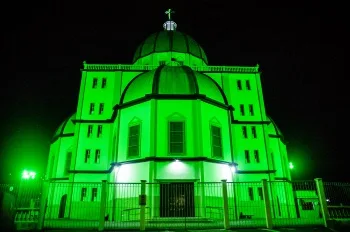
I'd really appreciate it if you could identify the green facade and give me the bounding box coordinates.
[47,23,291,183]
[45,18,294,222]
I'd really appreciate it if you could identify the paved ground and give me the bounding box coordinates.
[33,227,350,232]
[2,224,350,232]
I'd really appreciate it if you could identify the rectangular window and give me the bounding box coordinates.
[246,80,251,90]
[102,77,107,88]
[240,104,245,116]
[97,125,103,138]
[301,200,314,210]
[248,187,254,201]
[81,188,87,201]
[92,78,98,88]
[99,103,104,115]
[244,150,250,163]
[64,152,72,175]
[249,104,254,116]
[91,188,98,202]
[128,125,140,157]
[89,103,95,114]
[254,150,260,163]
[258,187,263,200]
[84,149,91,163]
[252,126,257,138]
[95,149,101,163]
[237,80,242,90]
[211,125,223,158]
[169,121,185,154]
[87,125,93,137]
[242,126,248,138]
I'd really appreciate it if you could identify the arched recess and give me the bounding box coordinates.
[64,146,73,176]
[58,194,67,218]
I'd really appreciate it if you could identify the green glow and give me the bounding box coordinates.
[22,170,36,179]
[45,14,295,221]
[289,162,294,169]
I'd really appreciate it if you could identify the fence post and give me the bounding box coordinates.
[98,180,107,231]
[221,179,230,229]
[37,180,49,230]
[262,179,273,229]
[140,180,147,231]
[315,178,329,227]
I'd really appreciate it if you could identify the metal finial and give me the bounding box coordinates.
[165,8,175,20]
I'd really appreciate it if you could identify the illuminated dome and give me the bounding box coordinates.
[133,31,208,64]
[267,115,284,139]
[52,113,76,140]
[120,65,227,104]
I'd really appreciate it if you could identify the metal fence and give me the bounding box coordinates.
[0,180,42,230]
[1,179,350,231]
[324,182,350,219]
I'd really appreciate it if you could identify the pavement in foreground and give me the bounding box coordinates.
[2,225,350,232]
[36,226,350,232]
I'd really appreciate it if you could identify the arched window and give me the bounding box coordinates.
[210,117,223,159]
[127,117,142,158]
[168,113,186,155]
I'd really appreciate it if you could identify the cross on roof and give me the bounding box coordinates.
[165,9,175,20]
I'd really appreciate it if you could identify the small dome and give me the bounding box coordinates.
[267,116,284,138]
[133,31,208,64]
[120,65,227,105]
[53,113,76,139]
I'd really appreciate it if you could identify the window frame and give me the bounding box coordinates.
[89,103,95,114]
[92,78,98,88]
[168,120,186,155]
[95,149,101,163]
[244,150,250,163]
[252,126,257,138]
[64,151,72,175]
[210,124,223,159]
[87,125,93,137]
[84,149,91,163]
[97,125,103,138]
[254,150,260,163]
[242,126,248,138]
[246,80,251,90]
[127,123,141,158]
[249,104,254,116]
[101,77,107,88]
[237,80,242,90]
[99,103,104,115]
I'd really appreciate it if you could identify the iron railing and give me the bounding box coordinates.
[1,179,350,230]
[323,182,350,219]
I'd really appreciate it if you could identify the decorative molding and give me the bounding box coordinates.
[82,63,259,73]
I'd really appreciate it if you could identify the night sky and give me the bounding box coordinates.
[0,1,343,183]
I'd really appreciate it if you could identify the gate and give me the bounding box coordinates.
[1,180,42,230]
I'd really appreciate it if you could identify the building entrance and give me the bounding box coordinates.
[160,182,195,217]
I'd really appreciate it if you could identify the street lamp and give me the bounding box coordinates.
[22,170,36,179]
[289,162,294,169]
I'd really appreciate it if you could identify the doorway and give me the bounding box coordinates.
[160,182,195,217]
[58,194,67,218]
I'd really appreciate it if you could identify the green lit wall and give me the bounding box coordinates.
[46,28,291,186]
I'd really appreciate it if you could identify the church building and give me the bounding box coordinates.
[45,10,295,225]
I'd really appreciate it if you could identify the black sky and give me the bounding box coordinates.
[0,1,344,183]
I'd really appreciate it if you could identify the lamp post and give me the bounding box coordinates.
[18,170,38,208]
[289,162,294,169]
[22,170,37,180]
